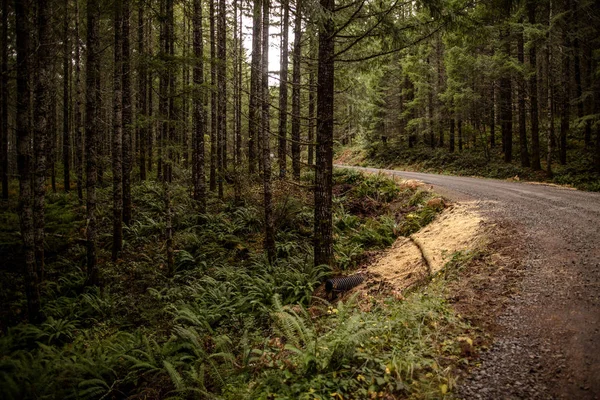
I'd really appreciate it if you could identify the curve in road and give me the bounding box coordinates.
[340,166,600,399]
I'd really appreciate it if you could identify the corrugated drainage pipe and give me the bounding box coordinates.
[325,274,365,299]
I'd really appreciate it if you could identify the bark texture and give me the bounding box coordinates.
[291,0,302,179]
[16,0,40,321]
[85,0,100,286]
[314,0,335,267]
[277,0,290,178]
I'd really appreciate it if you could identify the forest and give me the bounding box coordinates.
[0,0,598,398]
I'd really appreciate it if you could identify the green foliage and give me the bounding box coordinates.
[1,166,447,399]
[241,287,470,400]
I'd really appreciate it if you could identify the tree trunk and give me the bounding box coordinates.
[595,83,600,172]
[518,19,530,167]
[278,0,290,179]
[261,0,275,263]
[112,0,123,261]
[233,0,242,204]
[122,0,133,225]
[49,94,57,193]
[147,28,154,175]
[209,0,217,190]
[528,0,541,170]
[573,38,585,146]
[559,15,570,165]
[1,0,8,199]
[457,119,463,151]
[62,0,70,192]
[165,182,174,276]
[16,0,40,321]
[546,0,554,177]
[74,0,83,202]
[449,117,455,152]
[217,0,226,198]
[490,84,496,148]
[85,0,99,286]
[33,0,53,280]
[291,0,302,179]
[166,0,176,183]
[193,0,206,211]
[308,37,315,167]
[314,0,335,267]
[500,25,513,163]
[157,0,167,181]
[248,0,262,175]
[138,2,147,181]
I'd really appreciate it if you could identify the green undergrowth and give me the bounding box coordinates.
[0,168,465,400]
[338,142,600,191]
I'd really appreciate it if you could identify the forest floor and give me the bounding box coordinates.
[340,165,600,399]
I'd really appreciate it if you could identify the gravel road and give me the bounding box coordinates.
[340,166,600,399]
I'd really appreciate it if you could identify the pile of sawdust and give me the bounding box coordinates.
[412,202,484,274]
[361,201,485,294]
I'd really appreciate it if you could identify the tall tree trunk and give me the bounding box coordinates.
[193,0,206,211]
[308,36,315,167]
[558,12,570,165]
[573,38,585,146]
[85,0,99,286]
[518,20,530,167]
[49,94,57,193]
[291,0,302,179]
[457,119,463,151]
[62,0,70,192]
[74,0,83,202]
[584,45,592,148]
[428,84,434,149]
[157,0,167,181]
[278,0,290,178]
[16,0,40,321]
[500,24,513,163]
[147,28,154,175]
[138,2,147,181]
[122,0,133,224]
[1,0,8,199]
[435,34,444,147]
[262,0,275,263]
[233,0,242,203]
[165,182,174,276]
[248,0,262,175]
[33,0,53,280]
[449,117,455,152]
[181,13,189,169]
[209,0,217,190]
[166,0,176,183]
[490,84,496,148]
[595,81,600,172]
[528,0,541,170]
[112,0,123,261]
[546,0,554,177]
[217,0,226,198]
[314,0,335,267]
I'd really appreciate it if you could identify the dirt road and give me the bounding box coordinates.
[341,166,600,399]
